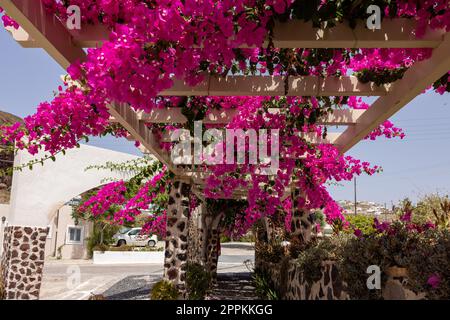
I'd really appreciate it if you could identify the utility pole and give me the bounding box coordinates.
[354,177,357,215]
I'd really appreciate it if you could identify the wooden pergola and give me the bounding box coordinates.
[2,0,450,191]
[3,0,450,301]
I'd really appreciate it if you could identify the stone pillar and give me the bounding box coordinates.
[164,180,191,294]
[290,189,317,244]
[187,201,204,265]
[186,201,223,283]
[201,207,223,283]
[1,225,48,300]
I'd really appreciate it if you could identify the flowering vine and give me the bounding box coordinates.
[1,1,449,236]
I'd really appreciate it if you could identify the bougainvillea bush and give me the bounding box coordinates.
[0,1,449,236]
[258,210,450,299]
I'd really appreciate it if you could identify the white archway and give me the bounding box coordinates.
[8,144,140,228]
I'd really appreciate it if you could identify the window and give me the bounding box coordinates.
[128,229,141,236]
[46,224,53,239]
[66,226,84,245]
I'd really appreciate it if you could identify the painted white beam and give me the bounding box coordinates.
[108,103,178,174]
[272,19,445,49]
[121,107,365,126]
[159,76,389,97]
[12,17,443,49]
[160,129,341,146]
[0,0,86,69]
[337,32,450,153]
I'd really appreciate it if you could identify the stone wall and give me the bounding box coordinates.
[187,202,223,282]
[1,226,48,300]
[259,259,350,300]
[258,259,427,300]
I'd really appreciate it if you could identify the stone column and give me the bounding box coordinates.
[1,225,48,300]
[164,179,191,294]
[290,189,317,244]
[187,201,204,265]
[199,204,224,283]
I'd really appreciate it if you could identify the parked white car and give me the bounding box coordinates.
[112,227,158,247]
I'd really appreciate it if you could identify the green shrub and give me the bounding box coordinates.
[295,226,450,299]
[107,245,133,252]
[86,222,121,257]
[92,244,109,252]
[344,214,375,235]
[93,245,164,252]
[150,280,179,300]
[296,237,341,283]
[253,270,279,300]
[255,240,285,264]
[186,263,211,300]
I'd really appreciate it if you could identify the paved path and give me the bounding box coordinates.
[207,273,257,300]
[40,242,255,300]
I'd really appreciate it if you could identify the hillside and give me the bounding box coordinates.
[0,110,23,203]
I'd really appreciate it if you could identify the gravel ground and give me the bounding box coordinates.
[207,272,257,300]
[101,272,257,300]
[102,274,162,300]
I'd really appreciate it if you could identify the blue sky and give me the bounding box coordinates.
[1,27,449,205]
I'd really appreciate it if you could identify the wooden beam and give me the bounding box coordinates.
[160,76,389,97]
[0,0,86,69]
[137,108,188,124]
[317,109,365,125]
[301,132,342,145]
[160,129,342,145]
[133,107,365,126]
[70,24,110,48]
[337,32,450,153]
[14,17,441,49]
[107,103,179,174]
[272,19,445,49]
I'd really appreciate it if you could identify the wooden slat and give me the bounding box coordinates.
[70,24,110,47]
[317,109,365,125]
[160,129,342,145]
[301,132,342,145]
[12,17,443,49]
[272,19,444,49]
[108,103,179,174]
[119,108,365,126]
[137,108,188,124]
[337,32,450,153]
[0,0,86,69]
[160,76,389,97]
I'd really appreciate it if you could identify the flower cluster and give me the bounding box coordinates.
[1,1,449,236]
[0,6,19,29]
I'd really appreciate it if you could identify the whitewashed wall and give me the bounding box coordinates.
[8,144,140,228]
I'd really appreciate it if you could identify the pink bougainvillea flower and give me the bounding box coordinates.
[354,229,363,238]
[427,274,441,289]
[400,210,412,222]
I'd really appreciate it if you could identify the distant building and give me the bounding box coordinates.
[45,202,93,260]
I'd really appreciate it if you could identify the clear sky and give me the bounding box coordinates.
[1,27,449,205]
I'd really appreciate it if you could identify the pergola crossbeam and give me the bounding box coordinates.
[9,17,444,49]
[0,0,86,69]
[108,103,178,174]
[272,19,445,49]
[130,108,365,126]
[337,32,450,153]
[159,76,390,97]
